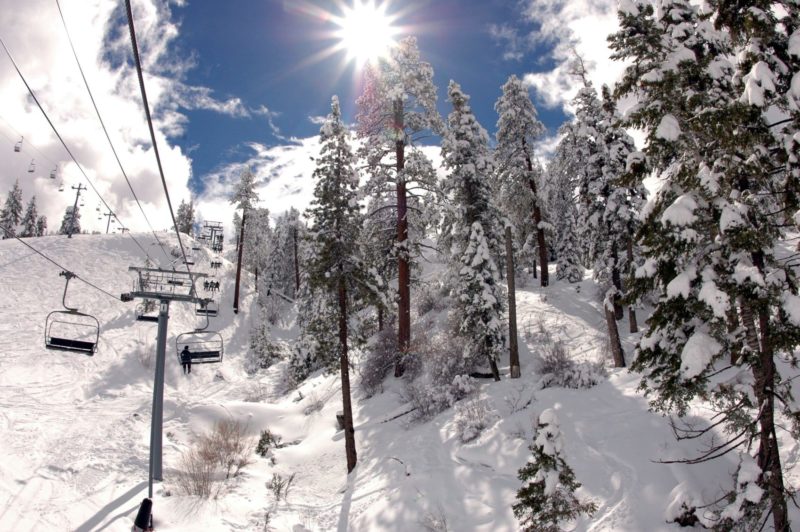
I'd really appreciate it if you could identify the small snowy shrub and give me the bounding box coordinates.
[513,410,596,531]
[268,472,295,501]
[537,341,606,390]
[302,392,324,415]
[454,398,497,443]
[256,429,283,459]
[175,447,219,498]
[359,326,397,398]
[199,418,255,480]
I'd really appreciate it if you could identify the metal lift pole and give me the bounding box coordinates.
[68,184,86,239]
[149,299,169,496]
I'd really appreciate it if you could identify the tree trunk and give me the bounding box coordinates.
[611,242,624,321]
[233,209,246,314]
[605,305,625,367]
[254,266,258,289]
[523,140,548,288]
[750,251,788,531]
[626,238,638,333]
[394,98,410,377]
[338,278,357,473]
[505,226,520,378]
[739,297,761,355]
[377,305,384,332]
[727,306,741,365]
[532,257,537,279]
[293,226,300,297]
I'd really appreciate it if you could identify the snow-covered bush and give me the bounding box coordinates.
[359,325,397,398]
[255,429,283,464]
[417,280,449,316]
[175,447,219,498]
[513,410,596,531]
[713,453,768,531]
[268,472,295,502]
[454,397,497,443]
[245,319,288,375]
[400,328,479,421]
[537,340,606,390]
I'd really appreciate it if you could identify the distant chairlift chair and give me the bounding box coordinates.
[135,302,159,322]
[44,271,100,355]
[195,298,218,317]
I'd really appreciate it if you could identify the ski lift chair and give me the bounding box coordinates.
[135,302,159,322]
[58,182,64,192]
[44,271,99,355]
[50,167,57,179]
[14,137,22,152]
[176,309,223,364]
[27,160,35,173]
[195,299,218,317]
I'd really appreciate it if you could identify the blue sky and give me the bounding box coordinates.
[170,0,570,193]
[0,0,622,234]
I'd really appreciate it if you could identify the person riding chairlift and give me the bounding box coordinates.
[180,345,191,374]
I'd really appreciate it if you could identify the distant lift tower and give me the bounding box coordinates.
[122,267,211,498]
[201,221,224,252]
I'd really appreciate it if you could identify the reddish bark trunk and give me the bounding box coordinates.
[505,226,520,378]
[338,278,357,473]
[233,209,246,314]
[395,98,410,377]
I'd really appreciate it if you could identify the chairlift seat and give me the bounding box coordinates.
[189,350,222,363]
[45,309,99,355]
[46,337,96,354]
[176,330,223,365]
[137,315,159,323]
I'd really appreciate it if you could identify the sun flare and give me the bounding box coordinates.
[334,1,399,66]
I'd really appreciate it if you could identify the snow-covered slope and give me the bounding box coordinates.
[1,233,798,531]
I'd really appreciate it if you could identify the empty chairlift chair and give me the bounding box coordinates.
[45,271,100,355]
[135,302,159,322]
[14,136,22,152]
[195,299,218,317]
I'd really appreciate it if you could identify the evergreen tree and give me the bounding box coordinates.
[306,96,382,473]
[0,179,24,238]
[611,1,799,527]
[35,215,47,237]
[175,198,195,235]
[264,208,304,300]
[547,129,584,283]
[19,196,38,238]
[513,409,596,531]
[356,36,443,376]
[494,74,550,286]
[440,80,505,380]
[231,166,260,313]
[58,205,81,236]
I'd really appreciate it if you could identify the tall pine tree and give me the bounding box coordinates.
[0,179,24,238]
[19,196,39,238]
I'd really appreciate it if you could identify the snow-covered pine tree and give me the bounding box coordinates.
[356,36,443,376]
[230,165,260,313]
[35,215,47,237]
[547,131,584,283]
[264,208,304,300]
[58,205,81,236]
[440,80,505,381]
[19,196,38,238]
[611,1,799,527]
[494,74,550,286]
[175,198,195,236]
[306,95,382,473]
[0,179,24,238]
[242,206,271,286]
[513,409,596,531]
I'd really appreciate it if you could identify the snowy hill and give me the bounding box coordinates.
[1,233,798,531]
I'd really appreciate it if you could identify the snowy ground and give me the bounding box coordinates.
[0,233,798,531]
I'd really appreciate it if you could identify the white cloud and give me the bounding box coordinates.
[520,0,627,114]
[0,0,194,237]
[489,24,534,62]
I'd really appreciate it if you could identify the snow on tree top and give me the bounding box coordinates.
[655,114,681,141]
[660,193,696,226]
[680,329,721,379]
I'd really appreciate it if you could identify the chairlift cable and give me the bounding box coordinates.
[0,222,123,302]
[55,0,172,263]
[0,114,59,167]
[124,0,197,295]
[0,38,156,264]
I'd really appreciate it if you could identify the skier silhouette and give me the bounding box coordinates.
[180,345,192,374]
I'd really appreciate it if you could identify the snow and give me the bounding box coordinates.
[740,61,776,107]
[661,193,697,226]
[698,278,730,318]
[655,114,681,141]
[666,267,696,299]
[782,292,800,327]
[1,234,797,530]
[789,29,800,58]
[680,329,722,379]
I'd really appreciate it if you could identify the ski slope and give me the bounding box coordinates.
[0,233,798,530]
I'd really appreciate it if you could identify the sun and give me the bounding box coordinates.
[333,1,399,66]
